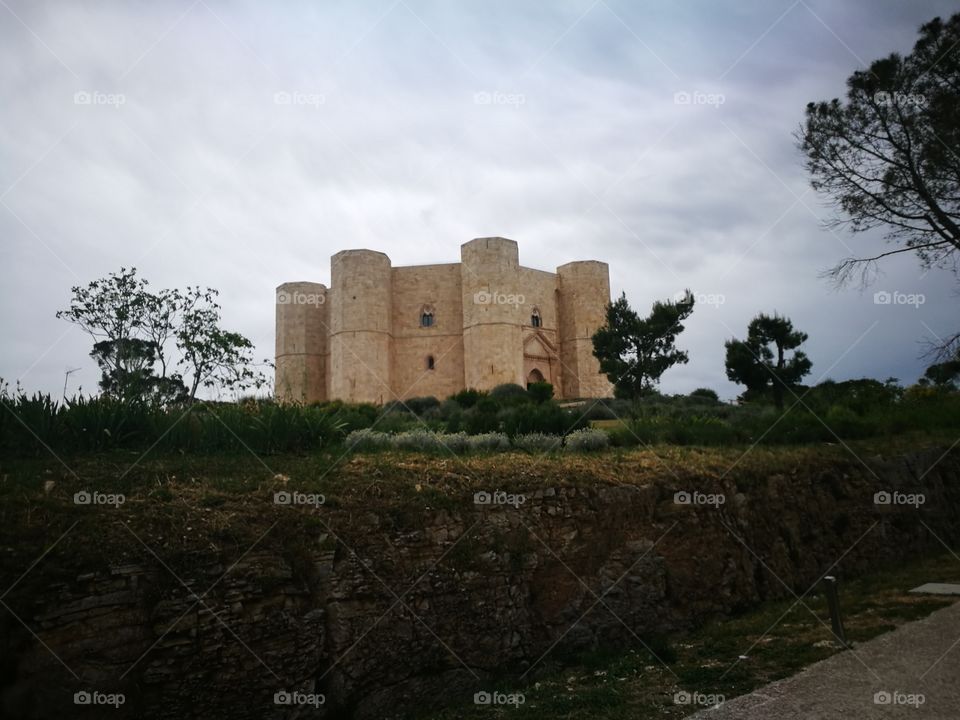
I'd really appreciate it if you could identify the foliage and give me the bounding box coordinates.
[564,428,610,452]
[57,268,268,403]
[689,387,720,402]
[489,383,529,402]
[592,291,695,398]
[527,381,554,403]
[512,432,563,453]
[725,313,812,409]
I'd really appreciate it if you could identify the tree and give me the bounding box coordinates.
[725,313,812,409]
[919,356,960,389]
[58,270,265,403]
[592,291,695,399]
[798,13,960,357]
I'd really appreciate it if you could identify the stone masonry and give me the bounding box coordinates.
[275,237,613,404]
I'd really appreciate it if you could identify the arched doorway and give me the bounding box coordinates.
[526,368,545,388]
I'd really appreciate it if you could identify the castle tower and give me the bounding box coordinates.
[275,282,328,403]
[460,237,524,390]
[328,250,393,404]
[557,261,613,399]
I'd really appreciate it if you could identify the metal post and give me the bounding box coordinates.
[823,575,849,648]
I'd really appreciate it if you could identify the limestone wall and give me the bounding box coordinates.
[390,264,465,400]
[557,261,614,399]
[274,239,614,403]
[4,448,958,719]
[274,282,328,403]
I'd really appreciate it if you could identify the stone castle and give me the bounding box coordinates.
[275,237,613,404]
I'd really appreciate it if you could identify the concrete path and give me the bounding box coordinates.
[689,600,960,719]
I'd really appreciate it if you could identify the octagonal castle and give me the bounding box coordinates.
[275,237,613,404]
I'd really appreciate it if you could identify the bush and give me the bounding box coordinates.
[564,428,610,452]
[527,382,554,403]
[390,396,440,416]
[467,432,511,452]
[392,429,448,452]
[512,432,563,453]
[689,388,720,402]
[345,428,391,451]
[490,383,529,402]
[450,388,485,408]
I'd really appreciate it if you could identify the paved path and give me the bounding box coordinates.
[690,601,960,719]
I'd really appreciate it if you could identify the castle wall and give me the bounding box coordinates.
[275,282,328,403]
[390,264,465,400]
[328,250,393,404]
[557,261,614,399]
[275,239,613,404]
[460,238,524,391]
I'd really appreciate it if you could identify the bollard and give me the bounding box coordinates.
[823,575,849,648]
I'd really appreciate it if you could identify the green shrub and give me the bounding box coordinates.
[512,432,563,453]
[450,388,485,408]
[489,383,529,402]
[466,432,511,452]
[564,428,610,452]
[345,428,392,451]
[527,382,554,403]
[689,388,720,402]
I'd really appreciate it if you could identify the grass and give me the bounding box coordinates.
[419,552,960,719]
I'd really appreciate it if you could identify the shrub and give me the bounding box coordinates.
[392,429,447,452]
[513,432,563,453]
[564,428,610,452]
[450,388,485,408]
[466,432,511,452]
[345,428,391,451]
[490,383,529,402]
[527,382,554,403]
[440,431,471,454]
[689,388,720,402]
[392,396,440,416]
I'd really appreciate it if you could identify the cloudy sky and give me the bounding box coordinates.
[2,0,958,401]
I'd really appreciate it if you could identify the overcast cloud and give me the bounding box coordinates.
[2,0,958,401]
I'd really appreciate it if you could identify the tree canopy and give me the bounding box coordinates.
[725,313,812,409]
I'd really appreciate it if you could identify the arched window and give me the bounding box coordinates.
[420,304,435,328]
[426,355,435,370]
[530,307,542,328]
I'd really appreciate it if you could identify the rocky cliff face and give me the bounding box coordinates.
[2,448,957,719]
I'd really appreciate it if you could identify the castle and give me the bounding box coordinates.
[275,237,613,404]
